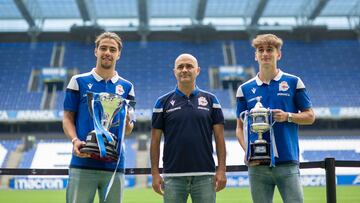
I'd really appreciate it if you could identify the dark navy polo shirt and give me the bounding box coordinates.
[152,86,224,176]
[236,70,312,164]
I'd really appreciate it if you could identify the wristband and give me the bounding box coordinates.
[71,137,79,144]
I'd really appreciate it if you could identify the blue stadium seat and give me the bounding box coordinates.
[1,40,360,110]
[0,42,53,110]
[302,150,360,161]
[234,40,360,107]
[0,140,22,167]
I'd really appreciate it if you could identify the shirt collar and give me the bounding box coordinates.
[175,85,200,97]
[255,69,283,86]
[91,68,120,83]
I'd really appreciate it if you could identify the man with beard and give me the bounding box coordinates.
[150,53,227,203]
[63,32,135,203]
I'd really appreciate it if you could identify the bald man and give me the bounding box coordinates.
[150,53,227,203]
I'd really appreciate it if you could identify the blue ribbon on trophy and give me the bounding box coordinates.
[80,91,135,202]
[240,97,278,167]
[92,96,114,158]
[268,112,278,167]
[104,101,128,202]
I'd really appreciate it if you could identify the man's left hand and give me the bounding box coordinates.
[214,169,227,192]
[272,109,288,122]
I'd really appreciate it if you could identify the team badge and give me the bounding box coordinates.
[115,85,125,95]
[279,81,289,91]
[198,96,208,106]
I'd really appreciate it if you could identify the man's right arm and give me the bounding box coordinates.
[63,111,86,157]
[150,128,164,195]
[235,118,246,151]
[236,117,249,165]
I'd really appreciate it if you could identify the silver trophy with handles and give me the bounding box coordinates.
[80,92,125,162]
[248,97,271,166]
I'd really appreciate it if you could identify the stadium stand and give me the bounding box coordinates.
[0,42,53,110]
[1,40,359,111]
[16,138,137,169]
[0,1,359,201]
[0,140,21,167]
[63,41,225,109]
[5,136,359,175]
[303,150,360,161]
[18,147,37,168]
[234,40,360,107]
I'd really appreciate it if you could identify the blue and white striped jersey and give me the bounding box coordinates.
[64,68,135,171]
[236,70,312,164]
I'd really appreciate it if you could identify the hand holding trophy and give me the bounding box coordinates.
[240,97,273,166]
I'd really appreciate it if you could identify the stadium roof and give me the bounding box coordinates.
[0,0,359,35]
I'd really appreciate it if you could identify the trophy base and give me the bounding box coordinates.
[79,148,118,162]
[249,141,271,166]
[79,131,119,162]
[249,157,271,166]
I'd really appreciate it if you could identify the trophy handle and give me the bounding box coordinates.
[109,105,123,128]
[239,110,248,122]
[109,99,136,128]
[269,109,276,126]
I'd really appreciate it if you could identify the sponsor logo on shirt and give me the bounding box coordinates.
[277,93,290,97]
[166,107,181,113]
[198,106,210,111]
[87,83,93,89]
[198,96,208,106]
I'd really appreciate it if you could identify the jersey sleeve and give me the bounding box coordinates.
[151,98,164,129]
[294,77,312,111]
[64,76,80,112]
[211,95,225,125]
[127,83,135,102]
[236,85,247,118]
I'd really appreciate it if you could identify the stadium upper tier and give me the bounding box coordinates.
[0,40,359,111]
[0,42,53,110]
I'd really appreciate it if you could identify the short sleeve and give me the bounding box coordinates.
[151,98,164,129]
[211,95,224,125]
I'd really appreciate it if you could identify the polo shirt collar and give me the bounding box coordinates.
[91,68,121,83]
[255,69,284,86]
[175,85,200,97]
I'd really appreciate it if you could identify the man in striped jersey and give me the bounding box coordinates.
[63,32,135,203]
[236,34,315,203]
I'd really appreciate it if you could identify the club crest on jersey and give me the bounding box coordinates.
[116,85,125,95]
[279,81,289,91]
[198,96,208,106]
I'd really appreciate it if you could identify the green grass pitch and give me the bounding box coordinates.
[0,186,359,203]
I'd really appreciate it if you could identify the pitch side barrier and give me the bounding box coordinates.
[1,158,360,203]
